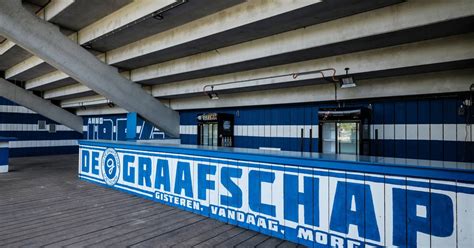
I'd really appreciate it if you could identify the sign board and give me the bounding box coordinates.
[79,142,474,247]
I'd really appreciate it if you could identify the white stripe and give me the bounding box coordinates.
[430,124,443,141]
[418,124,430,140]
[394,124,406,140]
[9,139,78,148]
[0,124,73,131]
[384,124,395,140]
[0,143,9,148]
[114,185,153,197]
[406,124,418,140]
[0,105,35,114]
[443,124,456,141]
[181,124,465,141]
[0,165,8,173]
[179,125,321,138]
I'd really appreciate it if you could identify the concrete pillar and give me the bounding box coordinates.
[0,78,84,133]
[0,0,180,137]
[0,137,15,173]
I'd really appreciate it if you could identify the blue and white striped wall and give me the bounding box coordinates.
[181,105,320,152]
[0,97,82,157]
[180,94,473,162]
[82,114,168,141]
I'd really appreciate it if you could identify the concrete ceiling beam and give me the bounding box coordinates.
[161,69,474,111]
[0,0,180,137]
[20,0,395,87]
[0,78,83,132]
[43,83,93,100]
[148,33,474,98]
[3,0,179,80]
[129,0,474,84]
[55,33,474,105]
[72,68,474,114]
[0,0,74,56]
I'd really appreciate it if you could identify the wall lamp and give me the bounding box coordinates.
[203,68,338,100]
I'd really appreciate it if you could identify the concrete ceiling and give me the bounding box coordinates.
[85,0,245,52]
[49,0,133,32]
[136,16,474,85]
[112,0,404,70]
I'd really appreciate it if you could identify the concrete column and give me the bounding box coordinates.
[0,0,180,137]
[0,137,14,173]
[0,78,84,133]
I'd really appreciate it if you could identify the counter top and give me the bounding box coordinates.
[79,139,474,182]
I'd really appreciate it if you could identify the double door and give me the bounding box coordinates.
[198,122,219,146]
[321,121,360,155]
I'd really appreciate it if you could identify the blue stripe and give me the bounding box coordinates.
[0,131,82,140]
[0,113,58,124]
[10,146,78,157]
[0,98,18,106]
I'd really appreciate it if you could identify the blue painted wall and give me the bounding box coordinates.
[180,94,473,162]
[0,97,82,157]
[82,114,169,141]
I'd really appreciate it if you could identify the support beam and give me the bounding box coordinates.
[0,0,75,56]
[0,0,180,137]
[0,78,83,133]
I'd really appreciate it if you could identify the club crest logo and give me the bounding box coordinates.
[101,148,120,186]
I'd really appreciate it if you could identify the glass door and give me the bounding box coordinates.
[199,123,218,146]
[322,122,336,153]
[337,122,359,155]
[320,121,359,155]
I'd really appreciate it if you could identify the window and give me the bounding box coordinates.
[48,123,56,133]
[38,120,47,130]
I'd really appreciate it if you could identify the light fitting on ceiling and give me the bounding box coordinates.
[340,67,357,88]
[204,86,219,100]
[152,13,164,20]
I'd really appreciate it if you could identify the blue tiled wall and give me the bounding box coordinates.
[0,97,82,157]
[180,94,473,162]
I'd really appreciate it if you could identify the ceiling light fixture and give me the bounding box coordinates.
[204,86,219,100]
[152,13,164,20]
[340,67,357,88]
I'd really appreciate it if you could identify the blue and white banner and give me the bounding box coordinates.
[79,143,474,247]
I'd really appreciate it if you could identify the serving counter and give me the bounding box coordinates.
[78,140,474,247]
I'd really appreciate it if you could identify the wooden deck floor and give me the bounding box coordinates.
[0,154,300,248]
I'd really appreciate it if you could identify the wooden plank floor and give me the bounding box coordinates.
[0,154,301,248]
